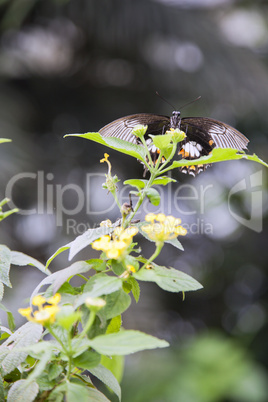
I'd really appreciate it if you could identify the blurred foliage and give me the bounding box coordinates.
[0,0,267,401]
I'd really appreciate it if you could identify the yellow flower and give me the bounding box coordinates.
[18,293,61,326]
[126,264,136,273]
[100,219,112,228]
[92,226,138,260]
[142,213,187,244]
[32,295,46,307]
[100,153,111,174]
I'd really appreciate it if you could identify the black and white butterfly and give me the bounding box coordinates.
[99,111,249,176]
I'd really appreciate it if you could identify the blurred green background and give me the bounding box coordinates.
[0,0,267,401]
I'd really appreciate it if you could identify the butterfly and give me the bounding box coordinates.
[99,111,249,176]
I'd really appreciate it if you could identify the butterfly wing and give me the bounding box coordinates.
[177,117,249,175]
[99,114,170,144]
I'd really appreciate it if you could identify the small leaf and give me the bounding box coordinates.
[88,330,169,355]
[56,305,81,331]
[127,277,140,303]
[106,315,122,334]
[0,138,12,144]
[87,259,107,271]
[144,188,160,206]
[134,264,203,293]
[151,176,176,186]
[0,245,11,287]
[124,179,147,190]
[99,290,131,320]
[90,364,121,401]
[7,380,39,402]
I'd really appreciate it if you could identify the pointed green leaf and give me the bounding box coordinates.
[101,355,124,383]
[127,277,140,302]
[106,315,122,334]
[124,179,147,190]
[90,364,121,401]
[168,148,268,170]
[151,176,177,185]
[145,188,160,206]
[46,243,72,269]
[10,251,50,275]
[88,330,169,355]
[99,290,131,320]
[30,261,92,302]
[0,138,11,144]
[134,264,203,293]
[69,226,113,261]
[65,132,147,163]
[73,350,101,370]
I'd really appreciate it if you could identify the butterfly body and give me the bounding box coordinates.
[99,111,249,176]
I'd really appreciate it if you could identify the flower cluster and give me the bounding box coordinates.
[142,213,187,244]
[18,293,61,326]
[92,226,138,260]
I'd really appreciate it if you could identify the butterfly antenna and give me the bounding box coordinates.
[179,96,201,111]
[155,91,176,110]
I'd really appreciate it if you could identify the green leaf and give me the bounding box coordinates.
[151,176,177,186]
[134,264,203,293]
[111,260,125,276]
[74,274,122,308]
[144,188,160,206]
[106,315,122,334]
[69,226,113,261]
[10,251,50,275]
[168,148,268,170]
[56,305,81,331]
[7,311,15,332]
[124,179,147,190]
[100,290,131,320]
[87,259,107,271]
[73,350,101,370]
[7,380,39,402]
[65,132,147,163]
[1,322,43,375]
[150,134,173,158]
[90,364,121,401]
[88,330,169,355]
[30,261,92,301]
[166,237,184,251]
[0,138,12,144]
[46,243,72,269]
[127,277,140,303]
[0,245,11,287]
[101,355,124,383]
[47,364,63,381]
[65,381,110,402]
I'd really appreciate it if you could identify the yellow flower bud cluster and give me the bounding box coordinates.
[142,213,187,244]
[18,294,61,326]
[92,226,138,260]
